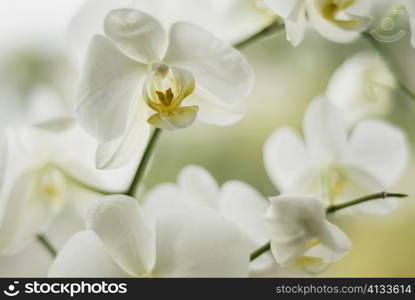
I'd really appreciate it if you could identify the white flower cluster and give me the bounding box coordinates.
[0,0,412,277]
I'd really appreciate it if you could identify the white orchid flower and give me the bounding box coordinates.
[68,0,276,66]
[49,195,251,277]
[264,96,408,215]
[326,51,396,126]
[264,0,372,46]
[266,195,351,271]
[76,8,254,169]
[141,165,278,276]
[0,126,141,256]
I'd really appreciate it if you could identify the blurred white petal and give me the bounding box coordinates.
[307,0,361,43]
[326,51,396,126]
[345,120,408,186]
[0,169,64,255]
[265,0,306,46]
[177,165,219,209]
[219,180,269,247]
[49,230,130,277]
[152,209,250,277]
[264,127,310,192]
[303,96,347,165]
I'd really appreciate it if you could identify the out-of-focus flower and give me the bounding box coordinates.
[266,195,351,271]
[263,0,307,46]
[68,0,276,66]
[402,0,415,46]
[0,46,76,131]
[264,97,408,215]
[77,8,253,169]
[326,51,396,126]
[49,195,251,277]
[141,165,278,275]
[143,166,268,249]
[0,126,142,256]
[264,0,372,46]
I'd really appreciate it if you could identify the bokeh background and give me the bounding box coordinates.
[1,0,414,277]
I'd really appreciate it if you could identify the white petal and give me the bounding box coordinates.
[326,51,395,126]
[177,165,219,209]
[68,0,274,66]
[0,170,64,255]
[285,18,306,47]
[219,181,269,247]
[186,86,247,126]
[152,209,250,277]
[265,0,306,46]
[49,230,130,277]
[264,0,305,19]
[96,103,150,169]
[142,183,190,223]
[264,127,311,192]
[345,120,408,186]
[164,22,254,105]
[266,195,326,266]
[76,35,146,142]
[307,0,361,43]
[104,8,167,63]
[86,195,155,276]
[312,221,352,262]
[303,96,347,165]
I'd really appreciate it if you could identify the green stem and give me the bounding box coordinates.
[362,32,415,102]
[249,192,408,261]
[126,128,162,197]
[234,21,284,50]
[250,241,271,261]
[326,192,407,213]
[36,234,57,258]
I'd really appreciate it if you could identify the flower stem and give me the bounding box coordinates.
[36,234,57,258]
[126,128,162,197]
[362,32,415,103]
[325,192,407,213]
[234,21,285,50]
[249,191,408,261]
[250,241,271,261]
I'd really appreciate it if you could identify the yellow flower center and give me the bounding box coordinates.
[322,0,359,29]
[37,166,66,206]
[321,166,346,206]
[144,64,198,131]
[292,238,324,269]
